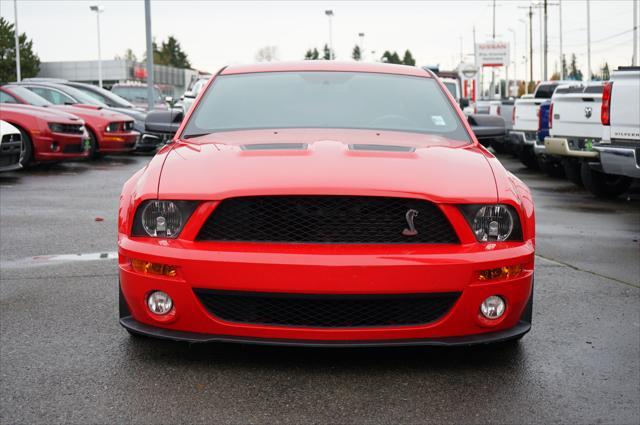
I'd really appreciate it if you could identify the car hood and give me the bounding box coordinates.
[0,104,82,122]
[50,105,130,121]
[158,129,497,203]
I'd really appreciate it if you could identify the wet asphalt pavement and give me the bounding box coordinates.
[0,153,638,424]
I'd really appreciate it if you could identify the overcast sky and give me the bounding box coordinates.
[1,0,637,81]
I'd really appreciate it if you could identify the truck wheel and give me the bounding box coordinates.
[518,146,539,169]
[491,143,509,154]
[562,159,583,186]
[580,162,632,198]
[537,155,565,178]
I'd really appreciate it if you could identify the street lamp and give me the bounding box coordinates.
[325,10,334,60]
[358,32,365,61]
[508,28,517,97]
[89,5,104,88]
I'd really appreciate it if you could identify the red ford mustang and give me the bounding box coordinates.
[118,62,535,346]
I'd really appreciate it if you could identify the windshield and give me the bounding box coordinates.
[182,71,470,142]
[5,85,52,107]
[443,82,458,99]
[72,84,134,108]
[112,86,163,104]
[51,84,107,106]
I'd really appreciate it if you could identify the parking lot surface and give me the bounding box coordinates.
[1,153,639,424]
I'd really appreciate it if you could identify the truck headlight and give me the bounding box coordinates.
[132,200,198,238]
[460,204,522,242]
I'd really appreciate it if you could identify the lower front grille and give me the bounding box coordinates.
[194,289,461,328]
[62,144,84,153]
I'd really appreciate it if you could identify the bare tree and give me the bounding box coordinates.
[255,46,279,62]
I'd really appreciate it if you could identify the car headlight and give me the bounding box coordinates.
[132,200,199,238]
[460,204,522,242]
[48,123,66,133]
[105,122,120,132]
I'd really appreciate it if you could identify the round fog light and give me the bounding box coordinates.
[147,291,173,315]
[480,295,506,319]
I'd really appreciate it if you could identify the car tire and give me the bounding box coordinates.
[537,155,565,178]
[518,146,539,169]
[562,159,583,186]
[491,142,509,154]
[17,127,34,168]
[87,128,100,160]
[580,162,632,198]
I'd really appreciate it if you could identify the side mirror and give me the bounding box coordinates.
[459,98,470,109]
[467,114,506,147]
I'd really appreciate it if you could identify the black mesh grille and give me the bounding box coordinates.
[62,144,84,153]
[196,196,459,244]
[194,289,461,328]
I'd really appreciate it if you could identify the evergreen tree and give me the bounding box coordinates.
[568,53,583,81]
[352,45,362,61]
[322,44,334,60]
[0,17,40,82]
[601,62,610,81]
[561,54,568,79]
[402,49,415,66]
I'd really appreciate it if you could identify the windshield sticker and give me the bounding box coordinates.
[431,115,446,126]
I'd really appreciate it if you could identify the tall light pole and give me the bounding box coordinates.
[89,5,104,88]
[559,0,564,79]
[633,0,638,66]
[508,28,517,97]
[145,0,154,111]
[358,32,365,61]
[543,0,548,81]
[325,10,334,60]
[586,0,592,80]
[13,0,21,81]
[518,18,529,92]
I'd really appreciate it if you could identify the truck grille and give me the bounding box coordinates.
[196,196,459,244]
[193,289,461,328]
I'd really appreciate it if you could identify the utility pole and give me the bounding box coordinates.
[587,0,592,80]
[13,0,21,81]
[559,0,564,79]
[490,0,496,99]
[633,0,638,66]
[459,35,463,63]
[325,10,334,60]
[144,0,154,111]
[543,0,548,81]
[529,6,533,89]
[508,28,517,97]
[89,5,104,88]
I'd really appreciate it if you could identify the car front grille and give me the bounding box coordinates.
[196,196,459,244]
[193,289,461,328]
[56,124,84,134]
[62,144,84,153]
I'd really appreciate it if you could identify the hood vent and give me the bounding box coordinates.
[349,144,415,152]
[241,143,307,151]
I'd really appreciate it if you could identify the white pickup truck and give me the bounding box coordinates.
[543,82,604,184]
[510,81,571,168]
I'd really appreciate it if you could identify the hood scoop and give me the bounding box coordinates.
[349,144,415,152]
[241,143,308,151]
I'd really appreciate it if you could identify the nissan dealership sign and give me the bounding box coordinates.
[475,41,510,67]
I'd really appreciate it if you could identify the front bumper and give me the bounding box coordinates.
[99,131,139,153]
[593,144,640,179]
[0,139,22,172]
[118,238,535,345]
[33,133,89,162]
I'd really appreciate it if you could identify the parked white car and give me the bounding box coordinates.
[181,77,210,114]
[543,82,604,184]
[0,120,22,172]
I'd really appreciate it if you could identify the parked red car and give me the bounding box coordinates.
[0,104,89,166]
[0,85,138,158]
[118,62,535,346]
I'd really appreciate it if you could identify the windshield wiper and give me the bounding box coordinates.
[182,132,212,139]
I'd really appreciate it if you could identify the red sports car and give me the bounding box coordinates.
[0,103,89,166]
[118,62,535,346]
[0,85,138,159]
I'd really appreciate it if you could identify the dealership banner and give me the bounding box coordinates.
[475,41,510,67]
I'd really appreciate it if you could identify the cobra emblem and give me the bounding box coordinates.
[402,209,419,236]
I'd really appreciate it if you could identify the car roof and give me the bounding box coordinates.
[221,61,432,78]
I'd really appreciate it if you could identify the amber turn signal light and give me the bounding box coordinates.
[478,264,523,281]
[131,258,178,277]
